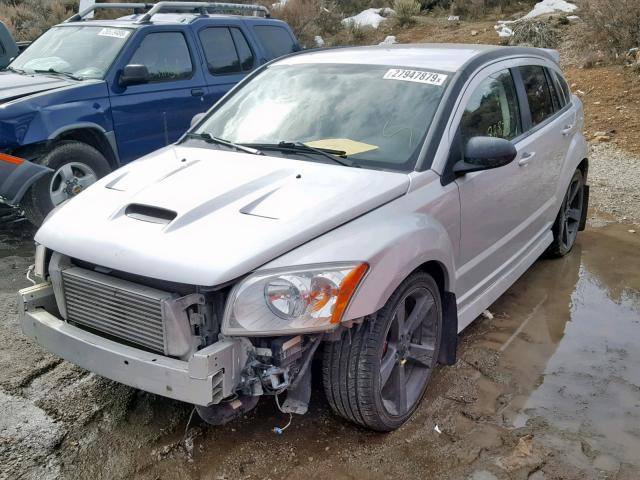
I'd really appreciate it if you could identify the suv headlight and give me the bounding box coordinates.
[222,263,368,336]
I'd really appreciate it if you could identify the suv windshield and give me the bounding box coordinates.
[196,63,449,171]
[10,25,132,80]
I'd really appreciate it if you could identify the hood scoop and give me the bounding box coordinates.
[125,204,177,225]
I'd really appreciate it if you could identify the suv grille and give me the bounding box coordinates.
[61,268,173,353]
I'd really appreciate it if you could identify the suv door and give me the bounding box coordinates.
[0,22,19,69]
[109,29,208,164]
[197,26,256,107]
[447,65,535,315]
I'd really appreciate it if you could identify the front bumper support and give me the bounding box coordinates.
[19,283,248,406]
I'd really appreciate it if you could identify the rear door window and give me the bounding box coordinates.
[253,25,296,60]
[128,32,193,83]
[231,28,254,71]
[460,69,521,144]
[199,27,240,75]
[519,65,555,126]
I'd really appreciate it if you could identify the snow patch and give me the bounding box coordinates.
[523,0,577,19]
[379,35,397,45]
[342,8,395,29]
[495,0,577,37]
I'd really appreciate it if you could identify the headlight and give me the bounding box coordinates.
[222,263,368,336]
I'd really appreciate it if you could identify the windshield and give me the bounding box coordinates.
[9,26,132,80]
[195,63,449,171]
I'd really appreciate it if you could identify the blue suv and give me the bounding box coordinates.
[0,2,299,224]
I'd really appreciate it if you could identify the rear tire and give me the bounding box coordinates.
[546,169,585,258]
[322,271,442,431]
[23,141,111,225]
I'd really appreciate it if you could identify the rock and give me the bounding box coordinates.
[594,135,611,142]
[629,229,636,234]
[469,471,499,480]
[471,30,478,36]
[481,310,494,320]
[496,435,546,472]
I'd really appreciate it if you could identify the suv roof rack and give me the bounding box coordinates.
[65,1,270,23]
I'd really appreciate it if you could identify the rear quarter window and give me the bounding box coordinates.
[553,70,572,106]
[253,25,296,60]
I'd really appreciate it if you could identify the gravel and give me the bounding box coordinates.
[588,143,640,225]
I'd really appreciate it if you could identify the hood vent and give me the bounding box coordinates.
[125,204,177,225]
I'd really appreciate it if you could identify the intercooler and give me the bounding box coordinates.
[60,267,173,354]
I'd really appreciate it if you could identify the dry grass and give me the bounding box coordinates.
[0,0,77,41]
[576,0,640,55]
[394,0,420,26]
[508,18,560,48]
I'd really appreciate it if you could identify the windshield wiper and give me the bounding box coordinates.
[185,132,263,156]
[33,68,83,81]
[5,66,27,75]
[242,141,353,167]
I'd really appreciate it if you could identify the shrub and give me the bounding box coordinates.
[0,0,77,41]
[577,0,640,55]
[394,0,420,26]
[508,18,560,49]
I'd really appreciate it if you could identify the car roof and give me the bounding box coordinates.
[54,13,283,30]
[276,43,558,72]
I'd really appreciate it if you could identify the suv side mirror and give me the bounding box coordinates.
[453,136,517,175]
[119,64,150,87]
[191,112,206,128]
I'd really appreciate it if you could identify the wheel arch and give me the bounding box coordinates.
[49,124,119,171]
[413,260,458,366]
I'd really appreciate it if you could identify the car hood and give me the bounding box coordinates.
[35,145,410,286]
[0,71,71,104]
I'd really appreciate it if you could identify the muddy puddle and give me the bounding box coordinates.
[1,218,639,480]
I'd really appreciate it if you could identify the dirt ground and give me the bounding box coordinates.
[2,7,640,480]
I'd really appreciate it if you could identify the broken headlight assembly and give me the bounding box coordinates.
[222,263,368,336]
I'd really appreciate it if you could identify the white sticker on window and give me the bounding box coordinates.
[98,28,130,39]
[383,69,448,86]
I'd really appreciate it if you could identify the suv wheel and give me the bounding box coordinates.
[23,141,111,225]
[547,168,585,257]
[322,271,442,431]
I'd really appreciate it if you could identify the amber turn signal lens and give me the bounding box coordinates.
[0,153,24,166]
[330,263,368,324]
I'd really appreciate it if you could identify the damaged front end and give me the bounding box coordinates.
[19,251,357,425]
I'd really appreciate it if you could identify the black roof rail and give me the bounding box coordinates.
[65,1,270,23]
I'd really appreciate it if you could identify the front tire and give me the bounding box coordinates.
[547,168,585,257]
[322,271,443,431]
[23,141,111,225]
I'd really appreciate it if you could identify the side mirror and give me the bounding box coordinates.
[119,64,150,87]
[190,112,206,129]
[453,136,517,175]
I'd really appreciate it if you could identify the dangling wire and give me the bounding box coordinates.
[183,406,196,440]
[273,393,293,434]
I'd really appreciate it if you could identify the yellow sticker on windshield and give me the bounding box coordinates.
[304,139,378,156]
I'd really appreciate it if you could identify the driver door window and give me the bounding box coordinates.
[128,32,193,83]
[460,69,521,144]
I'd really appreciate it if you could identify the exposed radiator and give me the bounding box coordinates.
[61,267,174,354]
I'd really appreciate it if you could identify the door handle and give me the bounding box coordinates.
[561,124,574,136]
[518,151,536,167]
[191,88,205,97]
